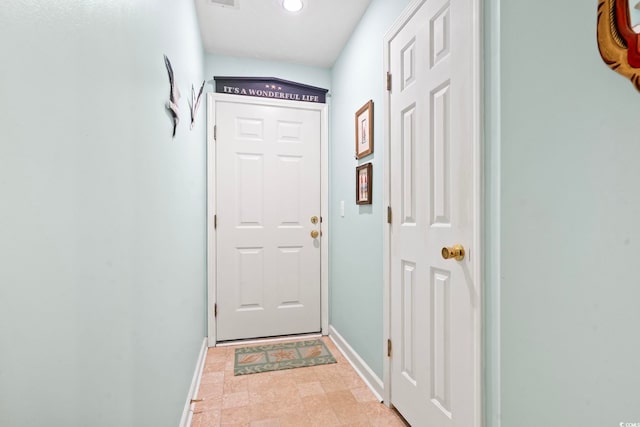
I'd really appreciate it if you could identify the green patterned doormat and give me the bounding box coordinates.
[234,339,337,375]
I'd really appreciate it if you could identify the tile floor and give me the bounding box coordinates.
[190,336,409,427]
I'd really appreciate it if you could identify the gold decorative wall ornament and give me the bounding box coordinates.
[597,0,640,91]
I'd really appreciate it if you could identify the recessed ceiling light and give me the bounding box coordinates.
[282,0,303,13]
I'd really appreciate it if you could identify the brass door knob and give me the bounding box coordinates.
[441,244,465,261]
[310,230,320,239]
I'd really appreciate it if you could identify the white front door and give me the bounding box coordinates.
[386,0,481,426]
[213,96,323,342]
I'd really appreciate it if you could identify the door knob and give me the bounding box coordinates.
[310,230,320,239]
[310,216,319,224]
[441,244,465,261]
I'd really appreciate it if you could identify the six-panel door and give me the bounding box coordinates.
[216,100,322,341]
[388,0,479,425]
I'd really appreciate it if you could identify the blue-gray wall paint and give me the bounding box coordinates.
[0,1,206,426]
[487,0,640,425]
[329,0,411,379]
[484,0,502,425]
[204,54,331,93]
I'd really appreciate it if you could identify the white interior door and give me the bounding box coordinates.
[214,97,322,342]
[387,0,480,426]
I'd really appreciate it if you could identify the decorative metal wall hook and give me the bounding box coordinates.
[164,55,181,137]
[190,80,205,130]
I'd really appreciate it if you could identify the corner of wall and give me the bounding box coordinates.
[328,325,384,400]
[483,0,502,426]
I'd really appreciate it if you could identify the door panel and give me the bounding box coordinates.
[216,100,321,341]
[388,0,479,426]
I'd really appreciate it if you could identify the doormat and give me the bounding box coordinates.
[234,339,337,376]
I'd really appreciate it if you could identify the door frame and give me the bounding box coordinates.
[206,92,330,346]
[382,0,483,423]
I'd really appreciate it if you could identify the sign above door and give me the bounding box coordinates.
[213,76,328,103]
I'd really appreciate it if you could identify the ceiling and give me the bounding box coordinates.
[195,0,373,68]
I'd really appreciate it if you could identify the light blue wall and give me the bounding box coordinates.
[0,1,206,426]
[484,1,502,425]
[329,0,411,379]
[204,54,331,92]
[487,0,640,426]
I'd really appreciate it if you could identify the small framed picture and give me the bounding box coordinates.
[356,163,373,205]
[355,100,374,159]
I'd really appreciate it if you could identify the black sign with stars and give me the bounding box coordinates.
[213,76,328,103]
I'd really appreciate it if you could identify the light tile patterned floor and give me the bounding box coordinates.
[190,336,409,427]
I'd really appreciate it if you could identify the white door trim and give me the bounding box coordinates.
[382,0,483,424]
[206,92,329,346]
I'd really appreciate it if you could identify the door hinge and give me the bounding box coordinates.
[214,125,217,141]
[214,303,218,318]
[387,206,392,224]
[214,214,217,229]
[387,339,392,358]
[386,72,392,91]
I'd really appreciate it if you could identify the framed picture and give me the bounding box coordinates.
[355,100,374,159]
[356,163,373,205]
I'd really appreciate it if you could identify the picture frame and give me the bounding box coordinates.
[355,100,374,159]
[356,163,373,205]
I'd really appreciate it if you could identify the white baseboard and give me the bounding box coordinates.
[328,325,384,401]
[179,337,208,427]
